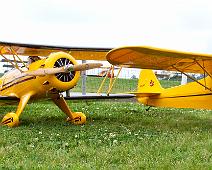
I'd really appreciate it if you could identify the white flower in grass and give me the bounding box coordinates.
[63,142,69,147]
[109,133,116,138]
[113,140,118,145]
[29,144,35,148]
[38,131,42,134]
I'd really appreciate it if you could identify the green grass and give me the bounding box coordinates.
[72,76,138,93]
[0,78,210,169]
[160,80,180,88]
[0,101,211,169]
[71,77,180,93]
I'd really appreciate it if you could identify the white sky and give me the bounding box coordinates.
[1,0,212,53]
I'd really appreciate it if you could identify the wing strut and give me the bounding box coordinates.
[0,46,27,72]
[97,66,113,94]
[194,60,212,78]
[172,65,212,92]
[0,47,20,71]
[107,66,122,95]
[97,66,123,95]
[9,47,27,68]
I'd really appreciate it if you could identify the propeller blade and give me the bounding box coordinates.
[66,63,103,71]
[24,63,102,76]
[24,67,64,76]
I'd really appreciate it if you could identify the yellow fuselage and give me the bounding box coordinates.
[137,76,212,110]
[0,54,79,102]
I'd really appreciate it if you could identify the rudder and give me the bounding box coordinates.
[137,69,163,96]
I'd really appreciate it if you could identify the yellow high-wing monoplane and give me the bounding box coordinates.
[107,46,212,110]
[0,42,114,127]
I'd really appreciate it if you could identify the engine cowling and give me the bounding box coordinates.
[44,52,80,91]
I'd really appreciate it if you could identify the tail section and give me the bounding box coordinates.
[136,69,163,97]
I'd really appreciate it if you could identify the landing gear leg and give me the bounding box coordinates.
[52,95,86,125]
[1,94,31,127]
[146,106,152,111]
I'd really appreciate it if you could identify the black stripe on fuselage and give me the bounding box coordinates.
[0,76,36,92]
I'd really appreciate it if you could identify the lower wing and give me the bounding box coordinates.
[0,96,19,106]
[64,94,135,100]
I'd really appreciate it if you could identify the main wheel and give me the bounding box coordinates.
[1,112,19,127]
[67,112,86,125]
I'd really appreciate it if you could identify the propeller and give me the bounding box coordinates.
[24,63,103,77]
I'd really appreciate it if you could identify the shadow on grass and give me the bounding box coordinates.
[0,100,211,133]
[16,107,212,134]
[20,115,67,126]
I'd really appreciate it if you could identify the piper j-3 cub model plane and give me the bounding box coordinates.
[107,46,212,110]
[0,42,114,127]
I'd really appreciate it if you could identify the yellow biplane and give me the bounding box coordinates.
[0,41,116,127]
[106,46,212,110]
[1,41,212,127]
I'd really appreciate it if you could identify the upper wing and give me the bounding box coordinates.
[0,41,111,60]
[106,46,212,73]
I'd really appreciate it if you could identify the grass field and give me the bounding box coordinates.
[71,76,181,93]
[0,78,211,169]
[0,101,211,169]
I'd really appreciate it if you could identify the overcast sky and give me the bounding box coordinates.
[1,0,212,53]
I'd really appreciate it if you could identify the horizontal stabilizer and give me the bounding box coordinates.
[128,91,161,97]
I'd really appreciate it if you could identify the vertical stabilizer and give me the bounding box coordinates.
[136,69,163,96]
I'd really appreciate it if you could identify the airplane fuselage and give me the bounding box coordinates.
[137,75,212,110]
[0,52,80,101]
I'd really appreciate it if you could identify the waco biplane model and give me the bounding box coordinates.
[0,42,118,127]
[106,46,212,110]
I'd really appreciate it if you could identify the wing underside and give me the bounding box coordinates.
[0,96,19,106]
[0,41,111,60]
[106,46,212,74]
